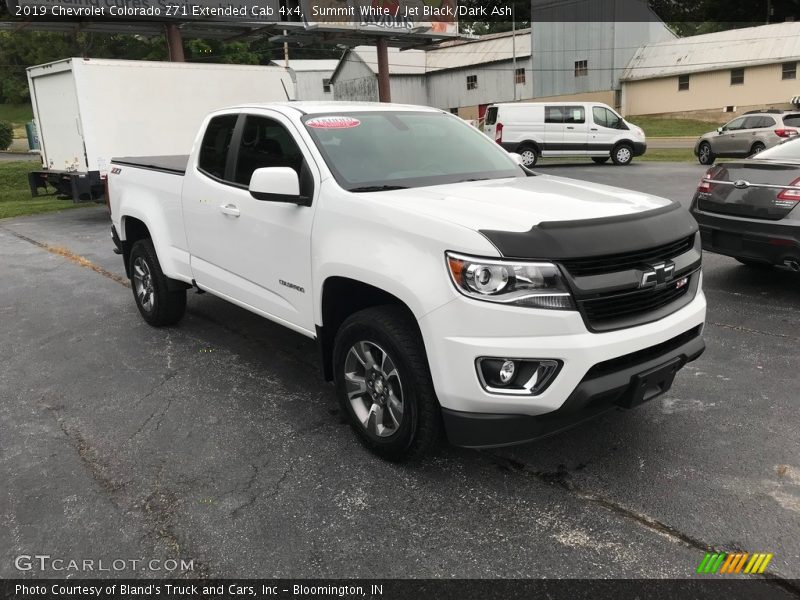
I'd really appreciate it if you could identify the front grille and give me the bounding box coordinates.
[560,235,695,277]
[580,277,692,328]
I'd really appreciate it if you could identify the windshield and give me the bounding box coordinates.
[755,136,800,162]
[302,111,523,191]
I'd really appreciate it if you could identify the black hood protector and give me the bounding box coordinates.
[480,202,698,260]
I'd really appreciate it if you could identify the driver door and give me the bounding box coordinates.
[714,116,747,154]
[183,111,319,335]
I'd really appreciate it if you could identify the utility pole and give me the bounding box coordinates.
[512,4,517,101]
[376,37,391,102]
[165,24,185,62]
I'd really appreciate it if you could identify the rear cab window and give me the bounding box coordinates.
[198,114,238,180]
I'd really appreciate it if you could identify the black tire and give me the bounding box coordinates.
[750,142,766,157]
[698,142,715,165]
[517,144,539,168]
[129,239,186,327]
[611,143,634,166]
[333,305,441,462]
[735,257,772,269]
[592,157,609,164]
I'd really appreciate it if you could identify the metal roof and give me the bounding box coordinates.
[269,59,340,72]
[621,21,800,82]
[344,29,532,77]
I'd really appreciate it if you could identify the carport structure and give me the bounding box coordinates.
[1,0,460,101]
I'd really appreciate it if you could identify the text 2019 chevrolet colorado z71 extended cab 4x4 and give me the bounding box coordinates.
[109,102,706,461]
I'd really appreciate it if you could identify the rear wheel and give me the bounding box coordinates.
[750,142,766,157]
[333,306,441,462]
[698,142,715,165]
[518,144,539,168]
[129,239,186,327]
[592,157,609,165]
[611,143,633,166]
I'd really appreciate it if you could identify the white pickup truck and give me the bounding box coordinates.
[109,102,706,462]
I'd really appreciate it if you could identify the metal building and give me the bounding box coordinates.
[531,0,674,109]
[269,59,340,101]
[620,21,800,118]
[330,29,532,121]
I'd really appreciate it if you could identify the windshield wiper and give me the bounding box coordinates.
[348,185,409,192]
[455,177,491,183]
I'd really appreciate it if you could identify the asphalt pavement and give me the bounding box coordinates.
[1,162,798,589]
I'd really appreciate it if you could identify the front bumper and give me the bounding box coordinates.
[418,288,706,448]
[692,204,800,264]
[632,141,647,157]
[442,326,704,448]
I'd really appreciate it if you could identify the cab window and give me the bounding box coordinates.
[198,114,238,180]
[485,106,498,126]
[592,106,624,129]
[723,117,747,131]
[232,116,304,186]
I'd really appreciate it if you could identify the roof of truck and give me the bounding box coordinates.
[228,101,443,115]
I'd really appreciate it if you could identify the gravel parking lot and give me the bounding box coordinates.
[1,162,798,588]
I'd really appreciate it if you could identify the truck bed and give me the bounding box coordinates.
[111,155,188,175]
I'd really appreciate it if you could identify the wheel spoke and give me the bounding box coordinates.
[345,371,367,400]
[360,341,377,369]
[387,393,403,428]
[365,403,383,436]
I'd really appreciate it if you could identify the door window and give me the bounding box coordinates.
[198,114,238,180]
[592,106,623,129]
[485,106,498,126]
[723,117,747,131]
[564,107,585,124]
[232,116,304,186]
[545,106,565,123]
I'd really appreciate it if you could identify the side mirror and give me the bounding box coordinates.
[717,127,724,134]
[508,152,524,166]
[249,167,310,205]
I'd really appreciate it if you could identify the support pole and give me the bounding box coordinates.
[165,24,185,62]
[376,37,391,103]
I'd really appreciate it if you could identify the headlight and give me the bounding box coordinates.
[446,252,575,310]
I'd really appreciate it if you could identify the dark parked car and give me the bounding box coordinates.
[690,136,800,271]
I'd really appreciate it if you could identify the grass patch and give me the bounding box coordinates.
[0,160,85,219]
[626,116,723,138]
[539,148,698,164]
[638,148,697,162]
[0,103,35,139]
[0,103,34,126]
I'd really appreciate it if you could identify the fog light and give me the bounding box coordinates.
[499,360,516,384]
[476,358,562,396]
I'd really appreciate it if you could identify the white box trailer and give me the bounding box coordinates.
[27,57,295,202]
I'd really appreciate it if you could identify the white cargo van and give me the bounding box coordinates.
[484,102,647,167]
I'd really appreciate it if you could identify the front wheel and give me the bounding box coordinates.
[518,145,539,168]
[611,144,634,166]
[698,142,715,165]
[129,239,186,327]
[333,306,441,462]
